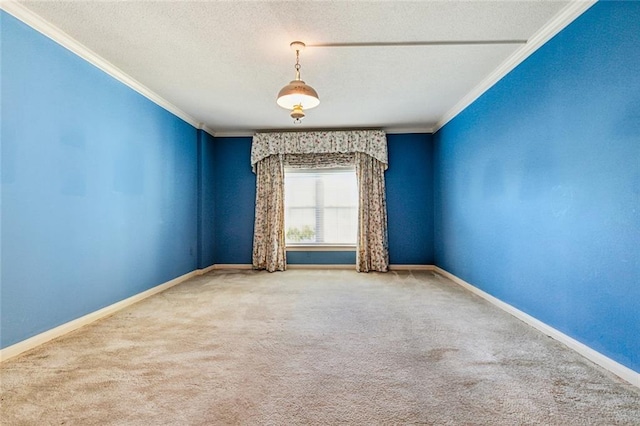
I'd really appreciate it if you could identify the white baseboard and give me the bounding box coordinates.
[8,263,635,389]
[199,264,216,274]
[213,264,355,270]
[212,264,253,270]
[389,264,435,271]
[434,267,639,389]
[212,264,435,271]
[288,264,354,270]
[0,266,214,363]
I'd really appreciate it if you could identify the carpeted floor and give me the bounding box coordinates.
[1,269,639,425]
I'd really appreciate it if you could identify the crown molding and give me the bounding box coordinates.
[2,0,595,138]
[213,131,256,138]
[434,0,597,132]
[384,127,433,135]
[213,127,434,138]
[1,0,212,132]
[198,124,217,137]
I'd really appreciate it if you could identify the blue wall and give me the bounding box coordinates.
[211,134,435,265]
[433,1,640,372]
[212,137,256,264]
[1,13,199,348]
[387,133,434,264]
[287,251,356,265]
[197,130,216,269]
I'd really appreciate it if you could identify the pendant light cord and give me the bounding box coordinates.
[295,49,301,80]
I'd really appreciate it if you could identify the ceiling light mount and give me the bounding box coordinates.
[290,40,306,52]
[276,41,320,124]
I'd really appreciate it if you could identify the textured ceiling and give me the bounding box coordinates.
[12,1,584,134]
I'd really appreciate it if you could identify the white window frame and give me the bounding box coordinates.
[284,166,358,250]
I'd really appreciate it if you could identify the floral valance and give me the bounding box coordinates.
[251,130,388,172]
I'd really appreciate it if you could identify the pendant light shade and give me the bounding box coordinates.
[276,41,320,123]
[276,80,320,110]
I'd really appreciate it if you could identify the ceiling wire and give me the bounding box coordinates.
[306,40,527,48]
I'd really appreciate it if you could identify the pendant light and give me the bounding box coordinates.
[276,41,320,124]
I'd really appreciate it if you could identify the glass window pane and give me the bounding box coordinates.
[324,173,358,206]
[285,175,316,206]
[285,167,357,245]
[285,208,316,243]
[323,207,358,244]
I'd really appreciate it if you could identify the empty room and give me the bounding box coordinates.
[1,0,639,424]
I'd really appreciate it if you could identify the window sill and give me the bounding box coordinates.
[286,245,356,252]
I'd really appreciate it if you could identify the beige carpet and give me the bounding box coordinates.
[1,269,639,425]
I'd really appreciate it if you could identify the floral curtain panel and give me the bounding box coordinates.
[251,130,389,273]
[252,154,286,271]
[284,152,354,169]
[355,152,389,272]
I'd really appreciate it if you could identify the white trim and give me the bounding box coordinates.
[0,1,210,132]
[211,264,436,270]
[384,127,433,135]
[213,131,255,138]
[0,267,214,362]
[0,0,595,139]
[199,264,216,274]
[211,264,254,270]
[286,245,356,252]
[199,125,217,138]
[433,0,597,132]
[434,267,640,389]
[213,128,434,138]
[287,264,354,270]
[388,264,436,271]
[7,261,635,389]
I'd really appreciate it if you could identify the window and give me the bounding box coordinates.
[284,167,358,246]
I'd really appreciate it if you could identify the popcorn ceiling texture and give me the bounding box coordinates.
[1,269,639,424]
[14,1,572,132]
